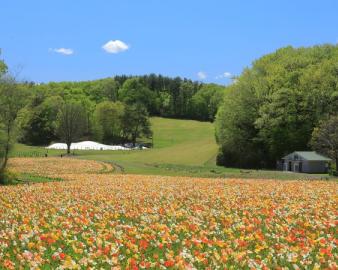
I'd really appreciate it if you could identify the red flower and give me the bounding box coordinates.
[164,260,175,267]
[139,239,149,250]
[103,245,111,255]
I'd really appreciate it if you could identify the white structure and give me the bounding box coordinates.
[46,141,129,151]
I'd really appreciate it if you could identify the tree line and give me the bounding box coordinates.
[2,44,337,184]
[33,75,226,120]
[0,53,226,183]
[216,44,338,171]
[15,75,225,147]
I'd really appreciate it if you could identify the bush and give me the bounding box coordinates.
[0,170,19,185]
[216,150,225,166]
[330,170,338,177]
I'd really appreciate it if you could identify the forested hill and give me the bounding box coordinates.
[216,44,338,169]
[32,74,226,121]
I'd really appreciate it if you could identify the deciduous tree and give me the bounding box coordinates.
[120,104,152,146]
[93,101,125,143]
[216,45,338,168]
[0,76,26,183]
[119,78,156,113]
[56,102,87,154]
[311,116,338,172]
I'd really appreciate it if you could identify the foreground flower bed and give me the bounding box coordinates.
[0,172,337,269]
[9,158,114,177]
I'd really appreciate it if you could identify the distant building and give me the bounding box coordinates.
[281,151,331,173]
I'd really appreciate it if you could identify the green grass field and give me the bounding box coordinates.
[11,117,336,180]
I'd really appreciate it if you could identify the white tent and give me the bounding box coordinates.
[46,141,129,151]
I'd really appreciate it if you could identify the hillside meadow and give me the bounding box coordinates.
[11,117,335,181]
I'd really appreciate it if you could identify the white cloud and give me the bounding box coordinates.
[215,71,232,79]
[50,48,74,55]
[197,71,207,80]
[102,40,129,54]
[223,72,232,78]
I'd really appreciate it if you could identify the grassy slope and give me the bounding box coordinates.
[11,117,336,180]
[84,117,218,166]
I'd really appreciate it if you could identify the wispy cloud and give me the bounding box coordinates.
[50,48,74,55]
[215,72,232,79]
[197,71,207,80]
[102,40,129,54]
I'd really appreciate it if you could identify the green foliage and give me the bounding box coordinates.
[56,102,87,153]
[120,103,152,145]
[19,95,64,145]
[101,78,120,101]
[0,51,7,75]
[34,74,209,119]
[0,76,27,183]
[16,74,221,147]
[216,72,262,168]
[0,128,6,161]
[311,115,338,172]
[216,44,338,168]
[93,101,125,143]
[12,118,336,180]
[0,170,19,185]
[190,84,226,121]
[15,75,221,149]
[119,78,156,113]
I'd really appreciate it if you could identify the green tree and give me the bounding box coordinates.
[0,51,7,74]
[119,78,156,113]
[216,45,338,168]
[190,84,225,121]
[101,78,120,101]
[311,116,338,172]
[255,88,313,164]
[56,102,87,154]
[176,82,196,118]
[30,74,218,121]
[93,101,125,143]
[78,97,95,138]
[19,95,64,145]
[120,104,152,146]
[215,72,262,168]
[0,76,26,183]
[156,92,171,116]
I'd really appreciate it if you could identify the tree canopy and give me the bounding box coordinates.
[216,44,338,168]
[311,116,338,172]
[56,102,87,154]
[0,75,27,183]
[7,73,225,147]
[93,101,125,144]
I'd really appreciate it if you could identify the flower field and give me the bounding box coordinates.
[1,158,337,269]
[9,158,114,177]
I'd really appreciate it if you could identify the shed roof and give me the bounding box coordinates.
[283,151,331,161]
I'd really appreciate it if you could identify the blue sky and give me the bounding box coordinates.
[1,0,338,84]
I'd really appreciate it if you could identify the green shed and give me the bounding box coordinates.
[282,151,331,173]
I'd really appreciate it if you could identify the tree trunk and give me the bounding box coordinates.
[0,126,11,185]
[67,143,71,155]
[0,158,6,184]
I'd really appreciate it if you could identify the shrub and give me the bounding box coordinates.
[0,170,18,185]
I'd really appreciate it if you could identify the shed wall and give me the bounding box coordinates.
[303,161,328,173]
[282,160,328,173]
